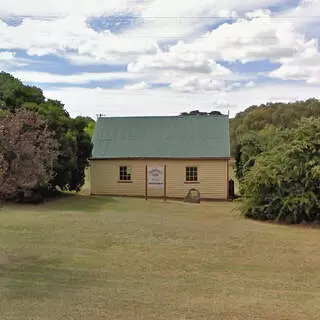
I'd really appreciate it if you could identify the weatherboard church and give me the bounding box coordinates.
[90,114,230,200]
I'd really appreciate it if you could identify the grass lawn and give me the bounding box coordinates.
[1,196,320,319]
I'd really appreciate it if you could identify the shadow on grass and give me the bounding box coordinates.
[2,194,118,213]
[0,252,97,299]
[43,194,118,212]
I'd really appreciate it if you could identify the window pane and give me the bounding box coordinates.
[120,166,126,180]
[186,167,198,182]
[119,166,132,181]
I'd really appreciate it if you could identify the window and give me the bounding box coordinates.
[119,166,132,181]
[186,167,198,182]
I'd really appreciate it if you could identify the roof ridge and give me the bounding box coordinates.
[98,115,229,119]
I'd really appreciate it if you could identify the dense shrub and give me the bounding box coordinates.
[240,118,320,224]
[0,110,58,201]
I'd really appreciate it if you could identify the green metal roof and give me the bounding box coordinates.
[91,115,230,159]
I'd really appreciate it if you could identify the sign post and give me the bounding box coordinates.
[146,165,166,200]
[145,165,148,200]
[147,166,164,188]
[164,165,167,201]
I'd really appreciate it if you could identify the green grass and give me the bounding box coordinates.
[1,196,320,319]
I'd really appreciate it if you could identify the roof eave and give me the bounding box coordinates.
[89,156,231,161]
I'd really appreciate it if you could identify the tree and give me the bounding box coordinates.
[0,73,93,192]
[234,131,263,181]
[22,100,93,191]
[234,125,290,181]
[240,118,320,224]
[180,110,223,116]
[77,116,95,138]
[0,72,44,110]
[69,117,94,191]
[230,98,320,157]
[0,110,58,201]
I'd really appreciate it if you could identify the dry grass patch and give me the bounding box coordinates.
[0,196,320,319]
[0,252,10,266]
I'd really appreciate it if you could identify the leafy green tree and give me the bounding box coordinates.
[234,131,263,181]
[241,118,320,224]
[0,72,92,192]
[230,98,320,156]
[77,116,95,138]
[70,117,94,191]
[234,125,291,181]
[0,72,44,110]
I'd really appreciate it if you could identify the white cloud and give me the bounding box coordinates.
[0,0,137,18]
[140,0,289,19]
[44,82,320,119]
[0,0,293,19]
[0,0,303,64]
[280,0,320,29]
[245,9,271,18]
[121,0,295,46]
[170,76,226,92]
[0,51,16,60]
[127,50,233,91]
[128,51,231,74]
[270,39,320,83]
[124,81,150,90]
[246,81,255,87]
[63,53,120,66]
[122,7,319,90]
[0,50,29,69]
[170,15,312,63]
[10,71,141,85]
[0,16,158,59]
[228,82,242,90]
[10,68,235,94]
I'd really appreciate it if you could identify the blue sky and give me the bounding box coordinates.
[0,0,319,118]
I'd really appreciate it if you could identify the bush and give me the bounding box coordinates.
[0,110,58,201]
[240,118,320,224]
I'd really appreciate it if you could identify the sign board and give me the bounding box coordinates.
[147,166,164,188]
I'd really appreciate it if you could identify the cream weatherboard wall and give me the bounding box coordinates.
[90,159,228,200]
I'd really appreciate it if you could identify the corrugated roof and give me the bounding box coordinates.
[91,115,230,159]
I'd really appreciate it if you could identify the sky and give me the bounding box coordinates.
[0,0,319,118]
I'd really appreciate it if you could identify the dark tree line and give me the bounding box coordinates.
[230,98,320,156]
[180,110,223,116]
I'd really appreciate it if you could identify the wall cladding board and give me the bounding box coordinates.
[90,159,228,200]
